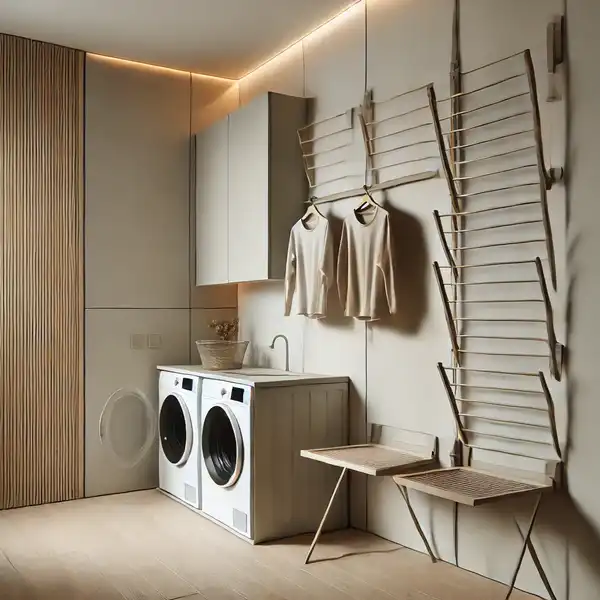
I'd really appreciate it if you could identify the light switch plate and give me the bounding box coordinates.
[148,333,162,349]
[130,333,147,350]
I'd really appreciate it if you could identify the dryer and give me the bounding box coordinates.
[158,370,201,508]
[194,367,349,544]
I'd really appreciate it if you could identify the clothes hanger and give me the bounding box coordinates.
[355,185,383,213]
[301,197,325,225]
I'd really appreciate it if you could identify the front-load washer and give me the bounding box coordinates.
[158,370,201,508]
[200,378,252,538]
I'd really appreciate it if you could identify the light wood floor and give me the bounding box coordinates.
[0,490,536,600]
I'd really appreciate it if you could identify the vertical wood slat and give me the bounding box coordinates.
[0,34,84,509]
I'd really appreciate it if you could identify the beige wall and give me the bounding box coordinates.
[564,0,600,596]
[196,0,596,597]
[84,57,238,496]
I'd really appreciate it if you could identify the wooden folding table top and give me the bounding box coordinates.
[301,443,437,476]
[393,467,553,506]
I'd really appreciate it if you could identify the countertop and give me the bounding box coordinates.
[157,365,348,388]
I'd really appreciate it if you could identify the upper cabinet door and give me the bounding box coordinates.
[195,118,229,285]
[228,94,270,283]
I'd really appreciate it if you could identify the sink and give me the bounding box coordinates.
[220,367,301,377]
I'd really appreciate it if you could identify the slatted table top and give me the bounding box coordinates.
[393,467,552,506]
[301,444,437,476]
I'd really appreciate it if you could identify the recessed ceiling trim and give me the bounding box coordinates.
[88,52,236,82]
[239,0,362,80]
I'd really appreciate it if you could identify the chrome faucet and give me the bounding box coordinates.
[269,334,290,371]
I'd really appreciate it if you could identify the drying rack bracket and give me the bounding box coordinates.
[549,167,564,186]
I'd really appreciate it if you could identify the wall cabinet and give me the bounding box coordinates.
[196,92,307,285]
[195,118,229,286]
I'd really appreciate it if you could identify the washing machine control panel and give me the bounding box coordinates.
[203,379,251,406]
[230,386,245,402]
[172,376,195,392]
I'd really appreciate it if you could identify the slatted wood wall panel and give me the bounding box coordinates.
[0,35,84,508]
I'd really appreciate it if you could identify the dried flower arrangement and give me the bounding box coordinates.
[209,317,239,341]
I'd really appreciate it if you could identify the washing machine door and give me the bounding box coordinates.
[202,404,243,488]
[159,394,193,466]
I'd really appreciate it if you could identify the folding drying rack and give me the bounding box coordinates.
[295,85,442,207]
[297,108,356,192]
[432,256,563,381]
[392,49,565,600]
[300,426,438,565]
[359,86,439,188]
[429,49,561,290]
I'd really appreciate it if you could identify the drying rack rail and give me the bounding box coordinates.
[304,170,438,206]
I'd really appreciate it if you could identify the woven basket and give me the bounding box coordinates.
[195,340,249,370]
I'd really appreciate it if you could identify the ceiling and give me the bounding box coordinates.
[0,0,357,79]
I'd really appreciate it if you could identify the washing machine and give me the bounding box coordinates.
[158,370,201,508]
[200,378,252,538]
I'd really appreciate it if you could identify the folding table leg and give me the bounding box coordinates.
[305,467,347,565]
[515,519,558,600]
[505,492,543,600]
[394,481,437,563]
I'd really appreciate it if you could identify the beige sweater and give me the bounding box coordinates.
[284,215,334,318]
[337,205,397,321]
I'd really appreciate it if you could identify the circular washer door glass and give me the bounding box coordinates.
[202,404,243,487]
[159,394,192,466]
[99,389,156,469]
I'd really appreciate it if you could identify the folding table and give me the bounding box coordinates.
[301,426,438,564]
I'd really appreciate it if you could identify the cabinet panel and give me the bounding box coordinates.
[85,55,190,308]
[228,94,270,283]
[196,119,229,285]
[85,308,189,497]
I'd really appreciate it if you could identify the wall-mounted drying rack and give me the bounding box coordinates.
[359,86,440,187]
[415,43,565,600]
[300,426,438,564]
[297,108,356,190]
[432,256,564,381]
[437,363,562,461]
[427,49,563,290]
[392,361,563,600]
[297,100,439,205]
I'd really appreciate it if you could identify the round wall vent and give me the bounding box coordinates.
[99,388,156,469]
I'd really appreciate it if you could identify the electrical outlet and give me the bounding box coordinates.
[130,334,147,350]
[147,333,162,349]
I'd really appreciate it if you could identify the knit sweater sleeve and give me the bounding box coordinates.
[316,222,335,316]
[322,222,334,290]
[284,228,296,316]
[378,214,397,314]
[336,222,349,312]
